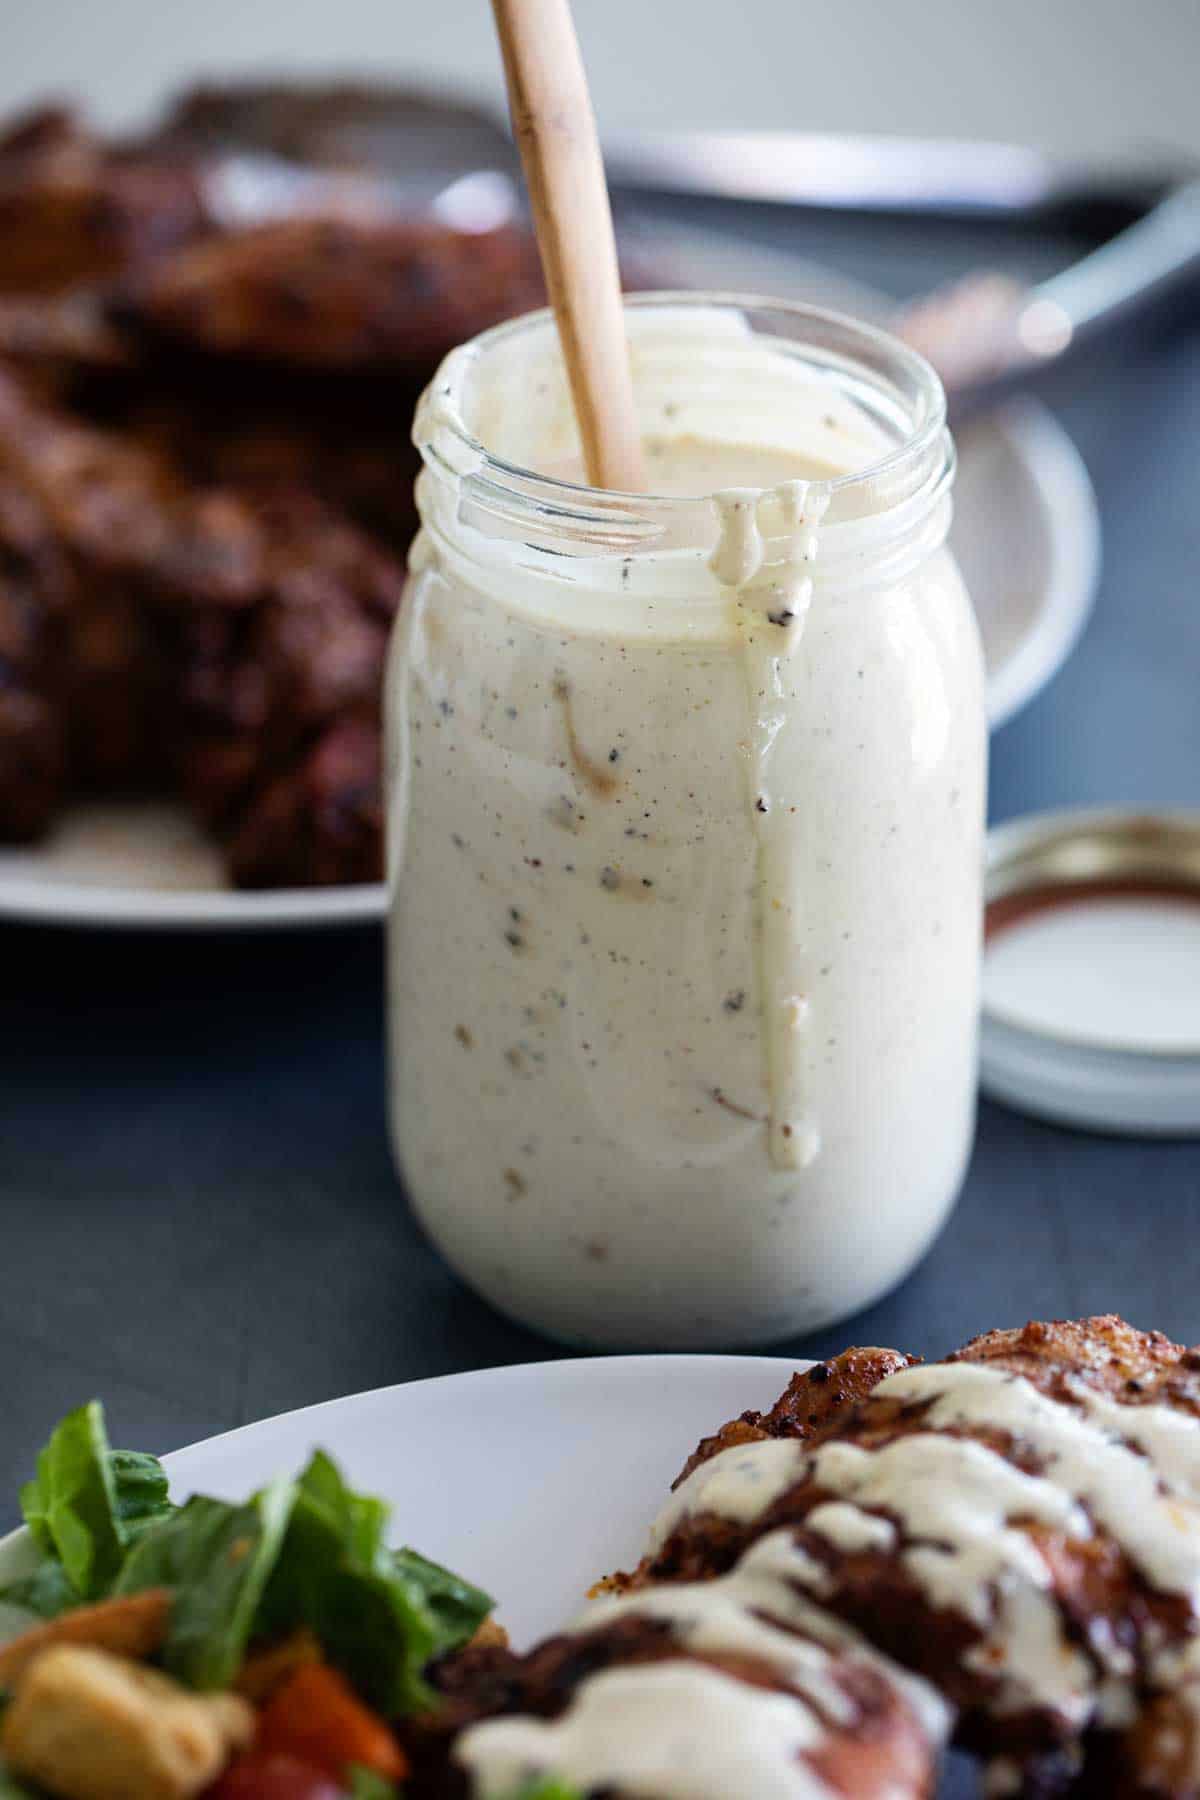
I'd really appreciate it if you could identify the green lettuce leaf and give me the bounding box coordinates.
[18,1404,125,1600]
[507,1781,584,1800]
[391,1547,493,1656]
[9,1407,174,1613]
[115,1479,296,1690]
[258,1453,439,1715]
[0,1557,79,1622]
[346,1769,401,1800]
[109,1450,173,1546]
[8,1409,488,1722]
[293,1452,390,1567]
[0,1765,45,1799]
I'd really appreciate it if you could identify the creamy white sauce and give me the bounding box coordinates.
[458,1519,950,1799]
[809,1435,1093,1722]
[1069,1378,1200,1502]
[1147,1636,1200,1783]
[578,1575,858,1726]
[805,1501,898,1555]
[651,1439,811,1551]
[732,1529,953,1745]
[456,1661,838,1800]
[880,1364,1200,1597]
[388,302,986,1348]
[572,1528,948,1737]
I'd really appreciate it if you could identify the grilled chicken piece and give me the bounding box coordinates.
[0,87,680,889]
[111,215,549,376]
[0,106,207,296]
[409,1368,950,1799]
[629,1316,1200,1797]
[0,371,403,884]
[125,398,419,552]
[0,467,72,837]
[673,1348,918,1490]
[0,370,183,791]
[414,1318,1200,1799]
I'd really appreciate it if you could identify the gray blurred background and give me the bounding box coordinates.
[3,0,1198,157]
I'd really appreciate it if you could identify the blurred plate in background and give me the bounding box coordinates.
[0,216,1099,931]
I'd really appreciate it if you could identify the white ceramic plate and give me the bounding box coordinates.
[0,1356,800,1650]
[0,225,1098,931]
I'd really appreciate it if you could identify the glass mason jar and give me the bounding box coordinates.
[386,294,986,1349]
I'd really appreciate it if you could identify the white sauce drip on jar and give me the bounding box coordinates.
[709,480,831,1172]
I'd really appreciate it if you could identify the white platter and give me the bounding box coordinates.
[0,226,1098,932]
[0,1355,800,1651]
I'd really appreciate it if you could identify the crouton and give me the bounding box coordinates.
[0,1588,171,1688]
[1,1645,253,1800]
[465,1616,509,1651]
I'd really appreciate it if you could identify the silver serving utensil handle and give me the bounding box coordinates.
[1035,177,1200,337]
[898,180,1200,412]
[201,153,520,234]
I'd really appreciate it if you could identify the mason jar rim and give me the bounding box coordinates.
[416,289,951,528]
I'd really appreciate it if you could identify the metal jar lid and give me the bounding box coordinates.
[981,809,1200,1135]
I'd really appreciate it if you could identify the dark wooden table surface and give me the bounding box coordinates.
[3,199,1199,1540]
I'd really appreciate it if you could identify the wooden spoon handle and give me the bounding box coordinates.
[492,0,645,492]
